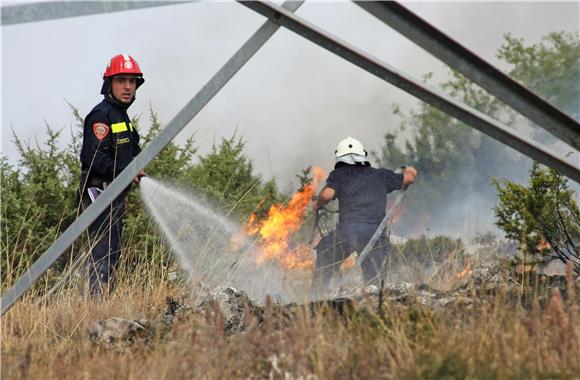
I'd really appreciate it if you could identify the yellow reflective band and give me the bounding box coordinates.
[129,123,134,132]
[117,137,130,145]
[111,122,128,133]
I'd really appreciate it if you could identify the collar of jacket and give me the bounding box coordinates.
[334,161,371,169]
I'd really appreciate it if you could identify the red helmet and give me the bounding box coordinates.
[103,54,143,79]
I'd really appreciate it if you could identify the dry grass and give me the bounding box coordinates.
[2,258,580,380]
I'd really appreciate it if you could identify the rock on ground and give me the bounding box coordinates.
[195,287,255,335]
[87,317,151,348]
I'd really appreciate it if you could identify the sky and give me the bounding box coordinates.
[2,1,579,192]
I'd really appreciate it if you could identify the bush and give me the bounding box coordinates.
[493,162,580,274]
[1,125,81,284]
[185,133,283,219]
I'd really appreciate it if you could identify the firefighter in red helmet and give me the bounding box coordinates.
[79,54,146,297]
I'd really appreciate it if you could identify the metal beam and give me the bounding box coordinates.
[356,1,580,150]
[239,1,580,183]
[1,1,190,26]
[0,0,303,315]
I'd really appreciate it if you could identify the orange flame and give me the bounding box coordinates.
[387,201,407,225]
[536,238,552,252]
[245,167,326,270]
[457,257,472,279]
[339,253,357,272]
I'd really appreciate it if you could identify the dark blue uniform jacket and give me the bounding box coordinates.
[79,96,140,191]
[325,162,404,225]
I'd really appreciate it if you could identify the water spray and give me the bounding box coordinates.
[139,177,314,303]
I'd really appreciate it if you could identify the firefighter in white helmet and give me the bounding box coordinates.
[312,137,417,290]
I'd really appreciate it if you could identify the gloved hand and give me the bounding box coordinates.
[132,171,146,185]
[401,166,417,188]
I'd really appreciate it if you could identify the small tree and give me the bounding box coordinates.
[493,162,580,274]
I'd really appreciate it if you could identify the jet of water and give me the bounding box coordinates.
[139,177,312,303]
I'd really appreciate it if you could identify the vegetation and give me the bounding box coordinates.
[1,126,81,283]
[393,235,465,266]
[2,261,579,379]
[494,162,580,274]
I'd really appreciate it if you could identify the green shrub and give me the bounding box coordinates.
[1,125,81,284]
[185,132,283,219]
[493,162,580,274]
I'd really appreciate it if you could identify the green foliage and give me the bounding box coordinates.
[498,31,580,120]
[493,162,580,273]
[138,107,198,181]
[377,32,578,233]
[1,125,81,280]
[295,166,314,189]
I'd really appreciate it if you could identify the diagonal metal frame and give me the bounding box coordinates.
[1,1,191,26]
[2,0,579,314]
[239,1,579,183]
[0,0,303,315]
[355,1,580,150]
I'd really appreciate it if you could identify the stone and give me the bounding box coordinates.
[87,317,151,347]
[384,282,415,295]
[363,285,379,295]
[195,287,255,334]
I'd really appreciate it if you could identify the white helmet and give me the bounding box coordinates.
[335,137,367,157]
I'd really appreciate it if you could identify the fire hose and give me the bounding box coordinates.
[309,203,337,245]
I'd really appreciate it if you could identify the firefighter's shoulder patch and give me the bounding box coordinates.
[93,123,110,141]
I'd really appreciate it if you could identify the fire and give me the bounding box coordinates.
[536,238,552,252]
[387,201,407,225]
[245,167,326,270]
[457,257,472,279]
[339,253,357,272]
